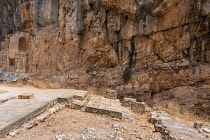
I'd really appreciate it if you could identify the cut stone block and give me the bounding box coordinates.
[86,105,99,113]
[101,97,111,102]
[105,89,117,100]
[154,124,164,132]
[18,93,34,99]
[57,93,73,105]
[194,122,203,129]
[203,128,210,133]
[85,95,124,118]
[122,98,137,107]
[110,106,123,118]
[73,91,88,101]
[85,96,100,113]
[131,102,146,113]
[98,104,111,116]
[150,112,159,124]
[111,99,122,107]
[71,100,84,110]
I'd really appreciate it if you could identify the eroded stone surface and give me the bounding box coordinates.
[86,95,125,118]
[151,111,208,140]
[0,1,209,112]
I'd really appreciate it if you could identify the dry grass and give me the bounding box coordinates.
[87,87,106,96]
[7,79,62,89]
[8,79,62,89]
[87,87,98,95]
[156,100,209,124]
[8,82,25,87]
[29,80,61,89]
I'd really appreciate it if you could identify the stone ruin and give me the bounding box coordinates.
[0,0,209,116]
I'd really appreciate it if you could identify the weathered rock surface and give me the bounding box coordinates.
[151,111,208,140]
[153,85,210,118]
[0,0,209,114]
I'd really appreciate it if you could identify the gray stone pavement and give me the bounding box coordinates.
[0,85,83,138]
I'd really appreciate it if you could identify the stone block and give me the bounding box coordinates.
[18,93,34,99]
[194,122,203,129]
[110,110,123,118]
[73,91,88,101]
[122,98,137,107]
[111,100,122,108]
[85,97,100,113]
[101,97,111,102]
[131,102,146,113]
[150,112,158,124]
[98,104,110,116]
[110,106,124,118]
[203,128,210,133]
[105,89,117,100]
[71,100,84,110]
[154,124,164,132]
[85,106,98,113]
[57,93,73,105]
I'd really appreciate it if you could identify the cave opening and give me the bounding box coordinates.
[9,58,15,67]
[19,38,27,53]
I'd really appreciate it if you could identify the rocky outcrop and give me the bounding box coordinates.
[0,0,209,105]
[0,0,22,41]
[151,111,208,140]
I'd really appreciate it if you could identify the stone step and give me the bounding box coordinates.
[71,99,85,110]
[72,90,89,101]
[85,95,124,118]
[104,89,117,100]
[122,97,146,114]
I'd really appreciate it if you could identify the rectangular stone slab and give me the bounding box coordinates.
[18,93,34,99]
[71,100,84,110]
[73,91,88,101]
[122,98,137,107]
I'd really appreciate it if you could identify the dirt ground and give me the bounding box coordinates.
[3,108,162,140]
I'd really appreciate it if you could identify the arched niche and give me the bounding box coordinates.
[19,37,27,53]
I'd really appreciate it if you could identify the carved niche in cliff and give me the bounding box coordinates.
[8,32,33,73]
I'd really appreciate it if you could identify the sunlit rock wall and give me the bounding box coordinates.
[0,0,209,102]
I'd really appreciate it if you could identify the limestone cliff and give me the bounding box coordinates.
[0,0,209,114]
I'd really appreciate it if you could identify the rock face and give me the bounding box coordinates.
[153,85,210,118]
[0,0,210,103]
